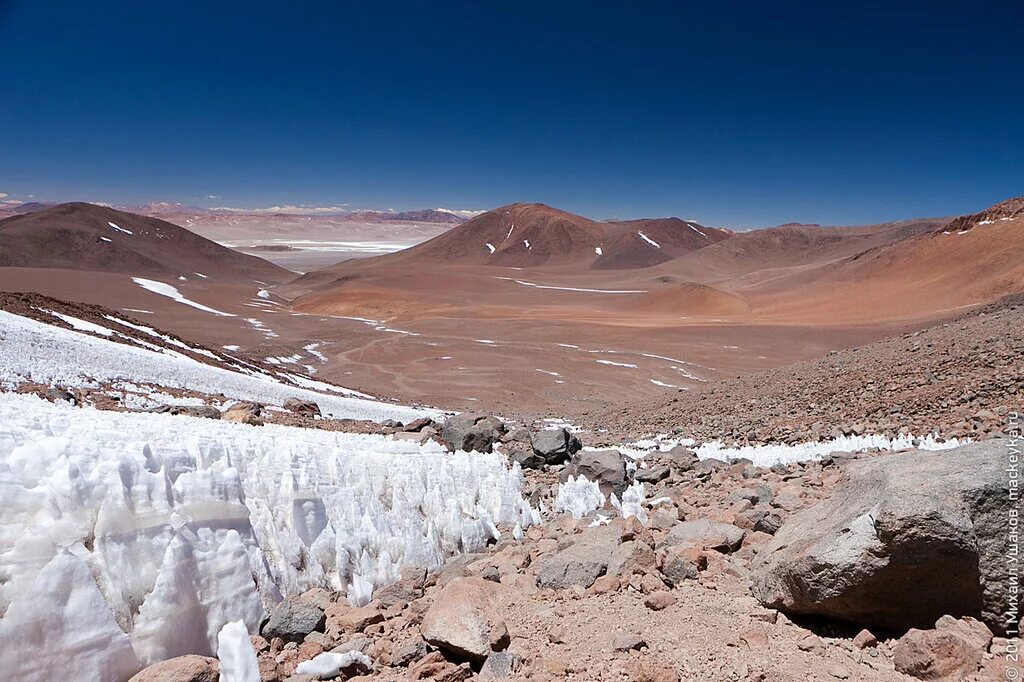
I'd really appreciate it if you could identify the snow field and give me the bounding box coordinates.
[0,310,435,423]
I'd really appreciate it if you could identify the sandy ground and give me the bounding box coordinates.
[0,263,951,420]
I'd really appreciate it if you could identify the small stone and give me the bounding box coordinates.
[128,655,219,682]
[639,573,666,594]
[827,665,851,679]
[797,633,823,653]
[587,574,620,595]
[852,628,878,649]
[325,604,382,636]
[389,638,428,667]
[644,590,677,611]
[612,632,645,651]
[479,651,521,679]
[621,659,681,682]
[262,597,325,642]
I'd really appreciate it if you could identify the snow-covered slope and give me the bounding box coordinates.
[0,309,436,423]
[0,392,537,680]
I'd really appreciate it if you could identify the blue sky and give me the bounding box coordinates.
[0,1,1021,228]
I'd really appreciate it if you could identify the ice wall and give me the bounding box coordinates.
[0,392,536,679]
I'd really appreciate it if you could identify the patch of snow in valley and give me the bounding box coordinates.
[637,231,660,248]
[256,289,271,299]
[595,246,603,255]
[108,221,133,235]
[495,277,647,294]
[132,278,236,317]
[670,365,704,381]
[0,392,535,678]
[245,317,279,339]
[223,345,241,351]
[485,243,496,254]
[649,379,679,388]
[536,369,561,377]
[304,343,328,363]
[523,239,531,249]
[597,359,638,368]
[100,236,112,242]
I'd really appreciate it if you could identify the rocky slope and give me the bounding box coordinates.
[138,433,1014,681]
[597,295,1024,444]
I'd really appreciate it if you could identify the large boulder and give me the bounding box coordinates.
[661,444,699,471]
[442,414,507,453]
[658,519,745,553]
[506,442,546,470]
[147,405,221,419]
[221,402,264,425]
[531,427,582,464]
[128,655,218,682]
[261,596,325,642]
[751,441,1012,633]
[283,397,321,418]
[561,449,626,497]
[892,615,993,680]
[420,578,510,661]
[536,524,621,589]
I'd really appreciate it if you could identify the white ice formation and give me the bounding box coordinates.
[217,620,260,682]
[610,482,648,524]
[296,650,372,679]
[553,475,605,519]
[0,392,537,679]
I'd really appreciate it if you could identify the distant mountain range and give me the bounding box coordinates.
[0,201,472,224]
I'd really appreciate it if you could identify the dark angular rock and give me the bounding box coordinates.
[261,596,326,642]
[531,427,582,464]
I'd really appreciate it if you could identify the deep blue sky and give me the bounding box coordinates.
[1,1,1021,227]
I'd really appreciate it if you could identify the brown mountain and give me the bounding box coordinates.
[0,202,291,282]
[646,218,946,286]
[335,203,731,270]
